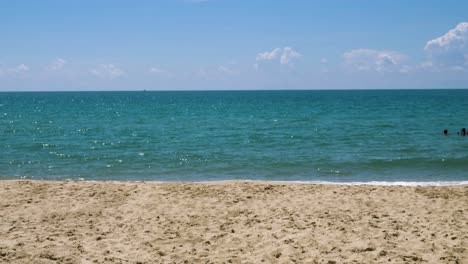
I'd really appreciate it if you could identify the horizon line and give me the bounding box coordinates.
[1,88,468,93]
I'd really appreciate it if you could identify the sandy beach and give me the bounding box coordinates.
[0,180,466,263]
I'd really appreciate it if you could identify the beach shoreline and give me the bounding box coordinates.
[3,178,468,186]
[0,180,466,263]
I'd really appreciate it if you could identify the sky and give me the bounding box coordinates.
[1,0,468,91]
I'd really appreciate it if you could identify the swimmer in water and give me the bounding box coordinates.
[443,129,448,136]
[461,128,466,136]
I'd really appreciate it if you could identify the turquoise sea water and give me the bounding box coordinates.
[1,90,468,184]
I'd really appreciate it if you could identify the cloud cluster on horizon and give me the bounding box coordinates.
[343,49,405,72]
[342,22,468,73]
[1,22,467,87]
[424,22,468,69]
[89,64,125,79]
[255,47,301,69]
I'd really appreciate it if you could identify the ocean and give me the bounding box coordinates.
[1,90,467,184]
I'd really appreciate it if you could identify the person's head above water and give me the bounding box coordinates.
[462,128,466,136]
[443,129,448,136]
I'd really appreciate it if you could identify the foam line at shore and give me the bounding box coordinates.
[283,180,468,186]
[4,178,468,187]
[96,179,468,186]
[213,180,468,186]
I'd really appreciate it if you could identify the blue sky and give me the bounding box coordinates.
[1,0,468,90]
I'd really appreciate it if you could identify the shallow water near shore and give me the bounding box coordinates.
[1,89,468,183]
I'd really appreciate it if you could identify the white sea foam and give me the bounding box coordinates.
[3,177,468,186]
[256,180,468,186]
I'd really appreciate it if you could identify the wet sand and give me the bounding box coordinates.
[0,180,467,263]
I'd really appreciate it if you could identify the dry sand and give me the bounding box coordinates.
[0,180,467,264]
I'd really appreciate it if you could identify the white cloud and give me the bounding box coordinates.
[218,65,239,75]
[256,48,282,61]
[343,49,405,72]
[90,64,125,79]
[425,22,468,51]
[148,67,172,77]
[400,60,468,73]
[0,64,30,76]
[149,67,163,74]
[424,22,468,67]
[46,58,66,71]
[280,47,301,65]
[10,64,29,73]
[256,47,301,66]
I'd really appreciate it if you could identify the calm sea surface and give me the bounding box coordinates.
[1,90,467,183]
